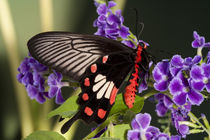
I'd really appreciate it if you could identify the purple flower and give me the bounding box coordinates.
[192,31,210,48]
[154,134,181,140]
[153,60,172,91]
[48,71,65,104]
[17,56,49,103]
[170,55,201,77]
[138,75,148,93]
[190,64,210,93]
[155,133,170,140]
[170,135,181,140]
[169,71,204,105]
[155,93,173,117]
[121,40,135,48]
[127,113,160,140]
[207,51,210,64]
[171,103,191,138]
[94,1,131,46]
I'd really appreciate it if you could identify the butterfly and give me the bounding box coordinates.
[27,31,151,134]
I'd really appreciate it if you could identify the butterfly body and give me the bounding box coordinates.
[27,32,150,134]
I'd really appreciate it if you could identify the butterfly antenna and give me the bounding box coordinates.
[131,8,145,40]
[61,111,81,134]
[137,22,144,40]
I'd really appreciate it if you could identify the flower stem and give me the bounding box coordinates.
[188,112,210,136]
[0,0,34,137]
[142,88,157,100]
[197,47,203,65]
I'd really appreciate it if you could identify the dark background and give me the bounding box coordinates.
[0,0,209,139]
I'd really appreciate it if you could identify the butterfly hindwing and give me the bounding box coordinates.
[61,52,134,133]
[27,32,134,81]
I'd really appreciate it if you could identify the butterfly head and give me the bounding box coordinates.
[138,40,149,50]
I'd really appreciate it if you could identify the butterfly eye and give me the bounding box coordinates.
[139,42,149,49]
[139,42,144,47]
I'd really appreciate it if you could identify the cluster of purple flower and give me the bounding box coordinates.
[94,0,137,48]
[17,55,65,104]
[17,56,49,103]
[151,31,210,138]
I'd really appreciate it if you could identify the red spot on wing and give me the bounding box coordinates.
[84,107,93,116]
[102,56,108,63]
[82,93,89,101]
[98,108,107,119]
[91,64,97,73]
[110,86,118,105]
[84,78,90,86]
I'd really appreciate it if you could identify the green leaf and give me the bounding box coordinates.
[109,94,144,116]
[113,124,130,139]
[84,114,120,139]
[48,95,78,119]
[24,131,66,140]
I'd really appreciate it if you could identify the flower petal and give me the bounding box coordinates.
[193,31,199,39]
[107,1,116,8]
[156,102,168,117]
[48,86,58,98]
[36,93,46,104]
[136,113,151,130]
[192,40,201,48]
[152,67,162,82]
[188,89,204,105]
[173,92,187,105]
[171,135,181,140]
[192,55,201,64]
[97,4,107,15]
[191,80,205,91]
[190,65,204,80]
[171,55,184,67]
[154,81,168,91]
[206,83,210,93]
[179,124,189,137]
[158,61,170,75]
[121,40,135,48]
[169,78,183,95]
[127,130,140,140]
[204,42,210,47]
[131,119,140,130]
[170,67,182,77]
[119,26,129,39]
[27,85,38,99]
[107,14,120,25]
[146,126,160,138]
[202,63,210,78]
[55,90,65,104]
[156,133,170,140]
[163,95,173,108]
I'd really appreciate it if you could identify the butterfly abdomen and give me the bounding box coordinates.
[124,44,144,108]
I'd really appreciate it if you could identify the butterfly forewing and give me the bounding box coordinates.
[27,32,134,81]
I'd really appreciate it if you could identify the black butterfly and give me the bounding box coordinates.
[27,32,151,134]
